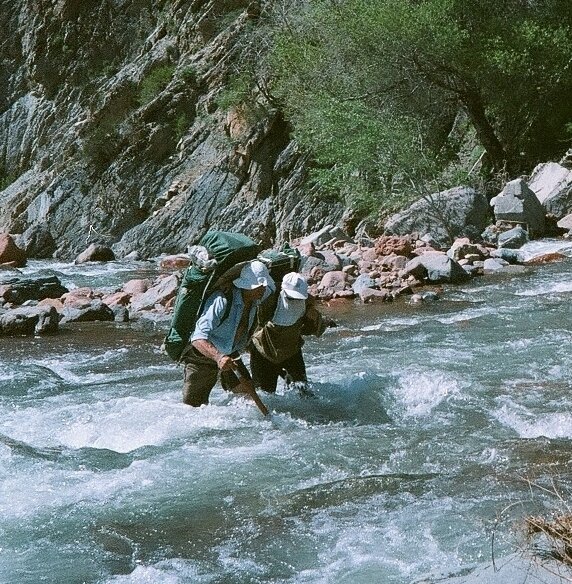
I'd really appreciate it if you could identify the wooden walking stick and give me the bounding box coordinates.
[231,360,269,417]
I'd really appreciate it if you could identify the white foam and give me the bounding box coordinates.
[391,369,462,419]
[516,280,572,297]
[493,405,572,439]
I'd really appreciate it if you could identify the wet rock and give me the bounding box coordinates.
[359,287,391,303]
[523,252,567,265]
[0,276,68,304]
[61,300,115,323]
[497,225,529,249]
[490,248,522,264]
[75,244,115,264]
[403,253,471,284]
[0,305,59,335]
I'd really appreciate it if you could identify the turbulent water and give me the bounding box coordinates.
[2,242,572,584]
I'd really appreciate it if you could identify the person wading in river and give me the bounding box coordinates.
[249,272,328,398]
[181,260,275,407]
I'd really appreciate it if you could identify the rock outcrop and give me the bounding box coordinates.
[0,0,343,260]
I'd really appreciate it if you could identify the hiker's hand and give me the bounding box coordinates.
[217,355,234,371]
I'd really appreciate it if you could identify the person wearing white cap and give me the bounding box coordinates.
[182,260,275,406]
[249,272,328,397]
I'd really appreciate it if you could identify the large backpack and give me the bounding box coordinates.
[257,243,301,288]
[163,231,260,362]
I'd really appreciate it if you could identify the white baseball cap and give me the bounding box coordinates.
[233,260,270,289]
[281,272,308,299]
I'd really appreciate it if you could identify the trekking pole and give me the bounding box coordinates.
[231,361,269,417]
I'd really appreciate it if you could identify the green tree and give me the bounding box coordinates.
[268,0,572,210]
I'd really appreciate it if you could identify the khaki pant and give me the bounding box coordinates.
[181,346,246,406]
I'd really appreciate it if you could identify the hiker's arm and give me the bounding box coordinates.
[191,339,234,371]
[190,293,233,370]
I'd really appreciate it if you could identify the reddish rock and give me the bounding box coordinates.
[318,271,348,292]
[123,279,152,295]
[38,297,65,312]
[102,291,131,307]
[360,288,391,303]
[297,242,316,257]
[159,255,191,270]
[374,235,413,257]
[62,288,96,304]
[0,234,27,267]
[524,252,567,265]
[130,274,179,312]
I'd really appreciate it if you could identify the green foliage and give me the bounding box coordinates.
[138,65,175,106]
[215,73,253,111]
[181,65,197,85]
[268,0,572,215]
[174,112,192,141]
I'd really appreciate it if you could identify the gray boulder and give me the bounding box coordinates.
[527,161,572,219]
[19,224,56,259]
[490,178,546,236]
[0,305,59,335]
[402,252,471,284]
[0,276,68,304]
[384,186,490,248]
[61,300,115,323]
[497,225,529,249]
[75,244,115,264]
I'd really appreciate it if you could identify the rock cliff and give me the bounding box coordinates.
[0,0,343,259]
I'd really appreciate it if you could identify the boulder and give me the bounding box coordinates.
[0,305,59,335]
[129,274,179,313]
[352,274,377,294]
[0,276,68,304]
[447,238,485,261]
[359,287,391,303]
[61,300,115,323]
[0,234,27,267]
[557,214,572,231]
[402,253,471,284]
[374,235,413,257]
[497,225,529,249]
[527,161,572,219]
[384,186,490,248]
[490,178,546,236]
[159,255,191,271]
[19,224,56,259]
[75,243,115,264]
[490,248,523,264]
[123,279,152,295]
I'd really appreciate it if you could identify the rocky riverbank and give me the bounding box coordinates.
[1,223,570,338]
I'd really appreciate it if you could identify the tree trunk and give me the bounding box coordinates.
[459,89,509,173]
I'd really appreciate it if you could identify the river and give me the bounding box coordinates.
[1,240,572,584]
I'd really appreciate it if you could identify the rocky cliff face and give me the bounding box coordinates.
[0,0,343,259]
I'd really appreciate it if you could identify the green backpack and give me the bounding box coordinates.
[163,231,260,362]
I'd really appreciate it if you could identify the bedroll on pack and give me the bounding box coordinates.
[257,243,302,287]
[163,231,260,362]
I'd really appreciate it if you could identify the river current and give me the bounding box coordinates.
[2,241,572,584]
